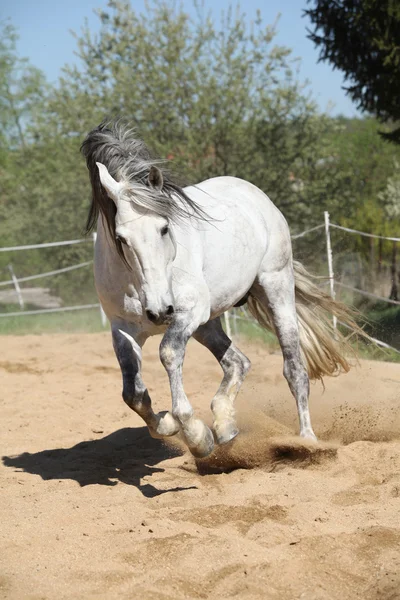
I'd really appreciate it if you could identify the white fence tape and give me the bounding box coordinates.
[330,223,400,242]
[335,282,400,306]
[0,303,100,318]
[368,336,400,354]
[0,238,89,252]
[0,261,93,287]
[0,218,399,356]
[338,321,400,355]
[291,224,325,239]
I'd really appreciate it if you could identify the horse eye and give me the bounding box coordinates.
[116,234,127,245]
[161,225,169,237]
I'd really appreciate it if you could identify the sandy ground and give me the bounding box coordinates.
[1,332,400,600]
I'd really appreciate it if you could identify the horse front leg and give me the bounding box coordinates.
[159,315,215,458]
[112,321,180,439]
[194,318,251,444]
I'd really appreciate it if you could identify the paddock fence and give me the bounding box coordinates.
[1,214,399,353]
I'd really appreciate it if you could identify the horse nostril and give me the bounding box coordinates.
[146,307,173,324]
[146,310,158,323]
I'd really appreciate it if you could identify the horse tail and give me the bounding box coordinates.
[247,260,367,381]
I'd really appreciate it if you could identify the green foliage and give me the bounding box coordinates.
[30,0,393,230]
[2,1,348,258]
[42,0,330,229]
[0,2,399,339]
[328,118,400,232]
[378,167,400,219]
[0,22,48,248]
[305,0,400,143]
[0,22,47,150]
[364,304,400,353]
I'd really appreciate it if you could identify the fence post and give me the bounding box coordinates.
[8,264,24,310]
[92,232,108,327]
[224,312,232,338]
[232,309,238,337]
[324,211,337,331]
[389,240,398,301]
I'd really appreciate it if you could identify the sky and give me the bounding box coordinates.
[2,0,360,118]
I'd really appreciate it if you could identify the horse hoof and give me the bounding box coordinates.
[188,425,215,459]
[216,426,239,445]
[214,420,239,445]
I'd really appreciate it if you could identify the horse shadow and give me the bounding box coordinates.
[2,427,195,498]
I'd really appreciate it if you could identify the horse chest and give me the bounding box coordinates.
[122,290,143,317]
[97,273,143,320]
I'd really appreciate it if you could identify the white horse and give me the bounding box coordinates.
[81,121,358,458]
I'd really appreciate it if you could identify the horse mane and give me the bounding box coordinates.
[80,119,207,262]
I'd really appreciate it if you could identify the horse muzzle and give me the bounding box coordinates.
[145,305,174,326]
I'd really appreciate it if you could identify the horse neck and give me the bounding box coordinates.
[95,215,129,272]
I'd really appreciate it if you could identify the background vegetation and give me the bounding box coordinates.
[0,0,399,350]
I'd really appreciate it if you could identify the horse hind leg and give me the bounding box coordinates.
[194,318,251,444]
[251,265,317,441]
[112,322,180,439]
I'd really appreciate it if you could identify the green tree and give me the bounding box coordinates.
[0,24,95,304]
[0,22,48,248]
[305,0,400,143]
[379,167,400,220]
[4,1,400,307]
[0,22,47,151]
[36,0,346,228]
[326,117,400,230]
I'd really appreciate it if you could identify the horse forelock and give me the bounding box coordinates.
[81,120,208,258]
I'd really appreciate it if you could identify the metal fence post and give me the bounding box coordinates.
[324,211,337,331]
[92,232,107,327]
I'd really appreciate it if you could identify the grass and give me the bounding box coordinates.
[364,304,400,349]
[0,306,106,335]
[224,316,280,349]
[1,303,399,364]
[225,313,400,364]
[353,339,400,363]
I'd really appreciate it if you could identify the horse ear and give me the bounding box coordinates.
[96,162,122,202]
[147,166,163,191]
